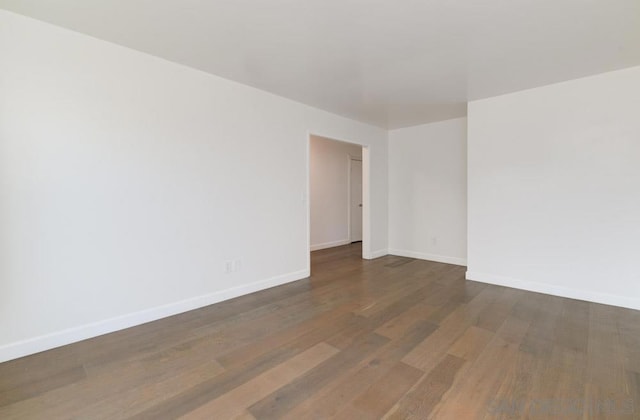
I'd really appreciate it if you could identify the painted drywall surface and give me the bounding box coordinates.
[388,118,467,266]
[467,66,640,309]
[0,10,388,360]
[309,136,362,250]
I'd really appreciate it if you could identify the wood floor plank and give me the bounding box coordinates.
[0,363,86,407]
[402,286,503,371]
[247,333,389,418]
[582,302,634,420]
[624,371,640,418]
[375,302,438,339]
[179,342,339,419]
[353,261,448,319]
[348,361,424,418]
[509,345,587,420]
[386,326,493,419]
[429,315,530,419]
[447,325,494,361]
[216,304,358,368]
[232,412,256,420]
[0,360,224,419]
[125,346,303,419]
[281,319,438,419]
[554,298,590,354]
[587,303,627,392]
[475,287,526,332]
[384,354,466,420]
[488,346,537,419]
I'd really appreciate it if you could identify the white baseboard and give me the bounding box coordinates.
[466,270,640,311]
[388,249,467,267]
[310,239,351,251]
[0,269,310,363]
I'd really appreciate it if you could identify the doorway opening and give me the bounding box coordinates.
[307,134,370,273]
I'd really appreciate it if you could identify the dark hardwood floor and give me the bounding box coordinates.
[1,243,639,419]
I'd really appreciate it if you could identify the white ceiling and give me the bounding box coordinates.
[2,0,639,129]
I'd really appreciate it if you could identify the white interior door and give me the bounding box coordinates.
[350,158,363,242]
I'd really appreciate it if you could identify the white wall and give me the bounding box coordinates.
[467,66,640,310]
[0,10,388,362]
[309,135,362,251]
[388,118,468,266]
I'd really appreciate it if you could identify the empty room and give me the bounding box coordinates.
[1,1,639,419]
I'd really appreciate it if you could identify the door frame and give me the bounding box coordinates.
[306,132,371,272]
